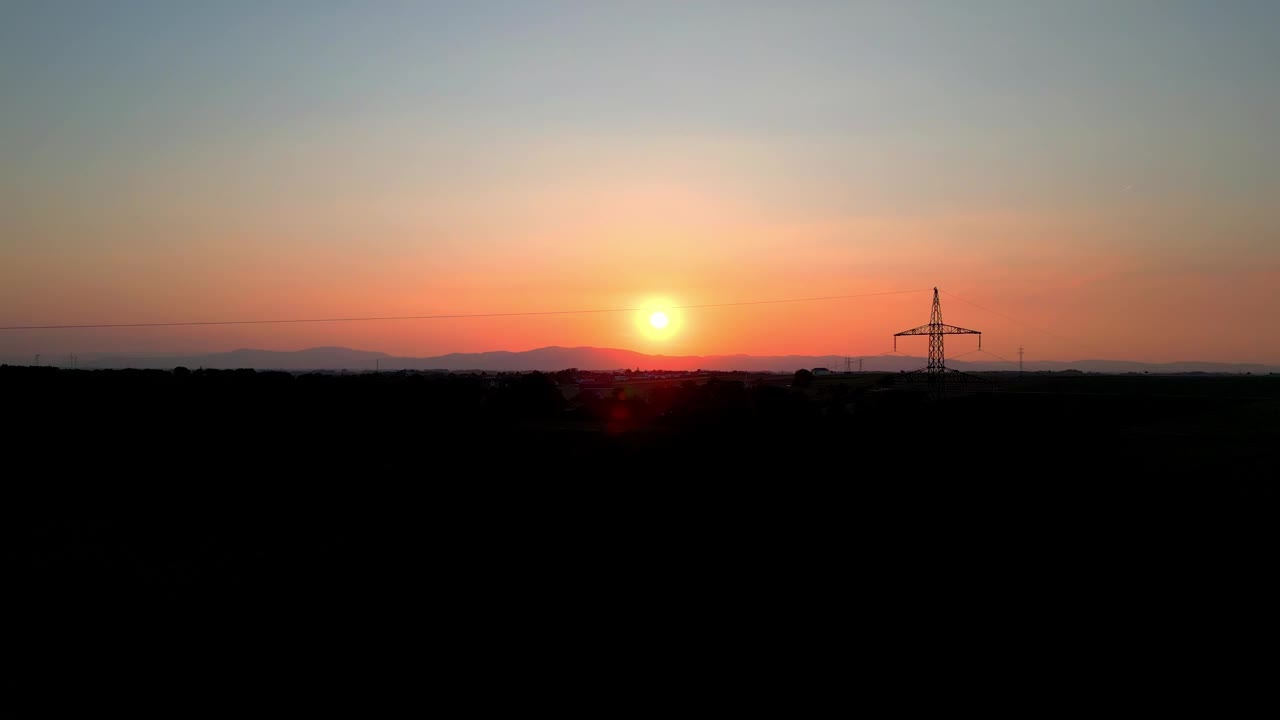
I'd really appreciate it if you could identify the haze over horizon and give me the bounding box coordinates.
[4,1,1279,364]
[8,343,1278,377]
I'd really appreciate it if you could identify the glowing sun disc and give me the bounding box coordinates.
[649,311,669,330]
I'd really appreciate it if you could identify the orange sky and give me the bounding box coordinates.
[5,196,1276,363]
[2,4,1278,364]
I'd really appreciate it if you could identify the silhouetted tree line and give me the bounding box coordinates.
[2,364,1276,599]
[4,363,1275,490]
[0,365,890,434]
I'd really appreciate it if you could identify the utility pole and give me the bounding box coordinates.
[376,359,380,373]
[1019,346,1024,376]
[859,357,863,373]
[34,354,40,367]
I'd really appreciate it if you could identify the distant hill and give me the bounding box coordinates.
[71,346,395,371]
[7,346,1273,375]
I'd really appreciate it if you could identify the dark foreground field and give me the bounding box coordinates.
[4,366,1276,617]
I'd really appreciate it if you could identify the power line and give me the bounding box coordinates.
[938,289,1091,352]
[675,289,925,311]
[946,348,982,362]
[0,288,928,332]
[977,348,1022,369]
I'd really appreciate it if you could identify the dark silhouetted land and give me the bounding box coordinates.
[4,365,1276,613]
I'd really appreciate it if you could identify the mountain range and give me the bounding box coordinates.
[7,346,1276,375]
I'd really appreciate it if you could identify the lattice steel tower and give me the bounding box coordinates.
[894,288,982,398]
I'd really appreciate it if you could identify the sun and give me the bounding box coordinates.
[635,299,682,341]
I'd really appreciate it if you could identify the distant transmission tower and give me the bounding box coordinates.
[1019,346,1024,376]
[893,288,982,399]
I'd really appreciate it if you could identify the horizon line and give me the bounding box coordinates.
[5,344,1277,369]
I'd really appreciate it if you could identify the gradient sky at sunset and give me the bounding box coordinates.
[3,1,1278,363]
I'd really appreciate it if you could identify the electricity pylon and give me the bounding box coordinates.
[893,288,982,399]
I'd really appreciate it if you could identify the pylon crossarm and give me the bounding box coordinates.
[944,369,992,383]
[894,324,981,337]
